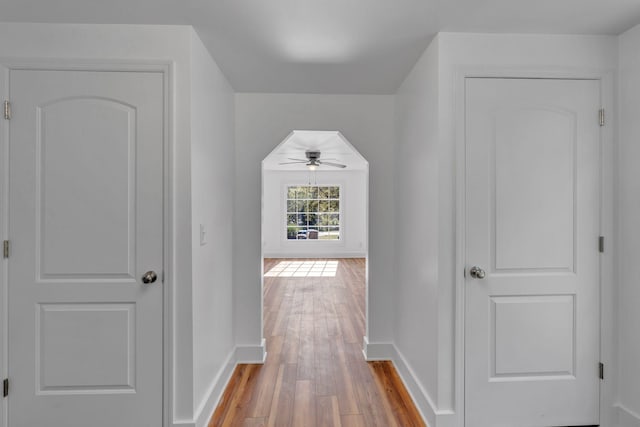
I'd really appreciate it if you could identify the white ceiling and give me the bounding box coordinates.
[1,0,639,93]
[262,131,368,171]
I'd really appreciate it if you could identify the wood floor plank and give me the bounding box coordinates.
[265,365,284,427]
[248,359,280,418]
[340,414,366,427]
[316,395,342,427]
[242,418,266,427]
[282,312,301,364]
[209,364,246,426]
[335,302,358,344]
[209,259,425,427]
[313,299,335,396]
[292,380,316,427]
[266,334,283,359]
[325,283,341,338]
[270,296,289,336]
[266,363,297,427]
[344,343,393,427]
[330,339,360,415]
[297,290,315,380]
[228,366,263,427]
[353,357,398,427]
[370,361,426,427]
[210,364,261,427]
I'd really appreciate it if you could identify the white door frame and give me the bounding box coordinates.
[0,59,174,427]
[453,67,616,427]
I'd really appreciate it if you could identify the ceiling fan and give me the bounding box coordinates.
[279,151,347,170]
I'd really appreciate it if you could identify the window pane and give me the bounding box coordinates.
[319,228,339,240]
[308,186,318,199]
[287,226,301,239]
[285,185,340,242]
[296,187,308,199]
[307,213,318,226]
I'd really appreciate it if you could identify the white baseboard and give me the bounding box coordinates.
[617,404,640,427]
[362,336,395,360]
[263,252,366,259]
[365,342,457,427]
[193,350,237,427]
[172,341,267,427]
[389,344,438,427]
[234,338,267,363]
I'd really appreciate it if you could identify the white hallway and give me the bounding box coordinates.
[0,2,638,426]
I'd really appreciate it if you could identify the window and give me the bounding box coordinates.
[286,185,340,240]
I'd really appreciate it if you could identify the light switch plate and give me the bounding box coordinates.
[200,224,207,246]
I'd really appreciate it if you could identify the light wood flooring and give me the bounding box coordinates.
[209,258,426,427]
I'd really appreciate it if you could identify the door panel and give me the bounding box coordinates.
[38,303,136,392]
[38,97,136,278]
[493,107,576,271]
[8,70,163,427]
[465,78,600,427]
[491,295,575,377]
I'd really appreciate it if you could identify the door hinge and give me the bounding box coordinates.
[599,236,604,253]
[2,240,8,258]
[3,100,10,120]
[2,378,7,397]
[599,108,605,126]
[599,362,604,380]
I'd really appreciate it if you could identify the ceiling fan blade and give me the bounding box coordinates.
[287,158,308,162]
[279,161,307,165]
[319,161,347,168]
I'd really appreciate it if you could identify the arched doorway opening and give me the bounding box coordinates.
[260,130,369,359]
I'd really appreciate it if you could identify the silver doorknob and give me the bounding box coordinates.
[142,271,158,284]
[469,266,486,279]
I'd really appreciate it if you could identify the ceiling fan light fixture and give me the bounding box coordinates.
[279,151,346,169]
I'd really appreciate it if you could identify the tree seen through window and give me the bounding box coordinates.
[286,185,340,240]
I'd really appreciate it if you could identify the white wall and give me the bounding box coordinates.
[262,169,367,258]
[234,93,395,350]
[393,37,440,427]
[617,23,640,427]
[0,23,236,427]
[189,31,236,426]
[394,32,618,426]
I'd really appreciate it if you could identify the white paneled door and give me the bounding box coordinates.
[7,70,164,427]
[465,78,601,427]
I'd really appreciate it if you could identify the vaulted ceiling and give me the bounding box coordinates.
[263,131,368,171]
[1,0,639,93]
